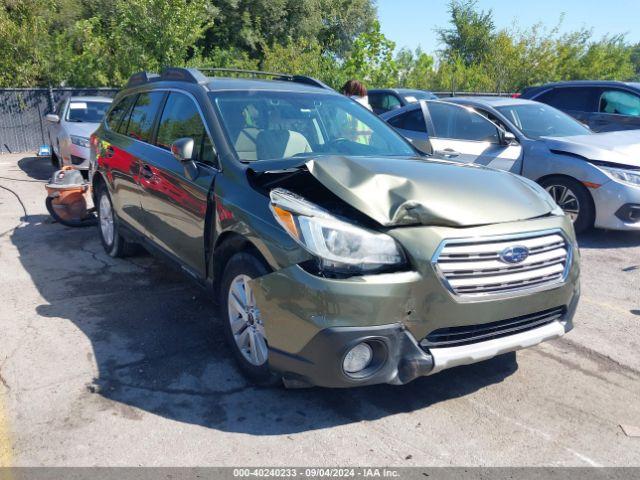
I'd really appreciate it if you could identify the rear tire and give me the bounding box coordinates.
[220,252,279,386]
[96,183,128,258]
[540,176,594,234]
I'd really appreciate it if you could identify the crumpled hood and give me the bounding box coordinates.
[305,156,557,227]
[542,130,640,168]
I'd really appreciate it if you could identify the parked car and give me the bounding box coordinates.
[91,68,579,388]
[520,81,640,133]
[45,96,112,173]
[369,88,438,115]
[381,98,640,233]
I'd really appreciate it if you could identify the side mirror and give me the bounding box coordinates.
[171,137,194,162]
[45,113,60,123]
[499,129,518,146]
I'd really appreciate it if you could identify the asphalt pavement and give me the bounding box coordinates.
[0,154,639,466]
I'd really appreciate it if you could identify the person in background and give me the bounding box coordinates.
[341,79,372,111]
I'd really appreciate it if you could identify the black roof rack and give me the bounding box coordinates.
[126,71,159,87]
[125,67,333,91]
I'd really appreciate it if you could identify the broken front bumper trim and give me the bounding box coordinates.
[271,317,573,388]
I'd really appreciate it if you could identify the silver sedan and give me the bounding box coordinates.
[45,96,112,173]
[381,98,640,232]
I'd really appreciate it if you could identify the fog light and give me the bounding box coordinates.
[343,342,373,374]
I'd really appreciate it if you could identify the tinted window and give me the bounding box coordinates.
[535,87,598,112]
[599,90,640,116]
[156,92,215,164]
[106,95,136,132]
[388,108,426,133]
[495,103,591,139]
[211,91,414,162]
[124,92,165,143]
[370,93,402,112]
[427,102,499,142]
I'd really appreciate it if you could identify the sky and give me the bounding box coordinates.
[378,0,640,55]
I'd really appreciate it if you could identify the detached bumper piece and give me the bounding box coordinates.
[272,308,571,388]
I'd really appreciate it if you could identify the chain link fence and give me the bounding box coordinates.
[0,87,119,154]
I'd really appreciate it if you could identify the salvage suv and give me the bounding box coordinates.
[90,68,580,388]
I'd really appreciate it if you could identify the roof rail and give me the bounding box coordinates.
[126,71,159,87]
[126,67,334,90]
[199,68,334,91]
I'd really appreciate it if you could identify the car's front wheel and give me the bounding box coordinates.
[220,252,279,385]
[540,176,594,234]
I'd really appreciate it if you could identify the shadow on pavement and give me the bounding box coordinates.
[17,156,53,181]
[10,214,519,435]
[577,229,640,249]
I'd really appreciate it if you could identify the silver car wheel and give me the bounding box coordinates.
[227,274,268,366]
[546,184,580,222]
[99,194,115,246]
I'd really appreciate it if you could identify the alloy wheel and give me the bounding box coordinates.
[545,184,580,222]
[227,274,268,366]
[99,194,115,246]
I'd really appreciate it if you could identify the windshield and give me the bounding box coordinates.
[66,101,111,123]
[401,91,437,103]
[495,103,591,139]
[210,91,416,162]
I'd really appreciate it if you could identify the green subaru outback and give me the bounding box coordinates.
[90,68,580,388]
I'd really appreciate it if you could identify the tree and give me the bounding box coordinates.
[396,47,435,89]
[437,0,495,66]
[343,20,398,88]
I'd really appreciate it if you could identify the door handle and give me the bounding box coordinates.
[104,146,115,158]
[140,164,154,180]
[437,149,460,158]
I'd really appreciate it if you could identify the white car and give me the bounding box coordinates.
[45,96,112,174]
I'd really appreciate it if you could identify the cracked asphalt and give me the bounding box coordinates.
[0,154,639,467]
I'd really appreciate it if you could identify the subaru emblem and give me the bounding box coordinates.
[499,245,529,264]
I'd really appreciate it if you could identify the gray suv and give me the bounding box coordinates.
[521,80,640,133]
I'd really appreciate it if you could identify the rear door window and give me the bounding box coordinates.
[427,102,500,143]
[599,90,640,117]
[125,92,165,143]
[156,92,215,164]
[388,108,427,133]
[106,95,136,133]
[535,87,599,112]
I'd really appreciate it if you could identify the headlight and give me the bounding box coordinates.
[70,135,90,148]
[269,188,406,274]
[599,166,640,186]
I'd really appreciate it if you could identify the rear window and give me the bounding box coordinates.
[124,92,165,143]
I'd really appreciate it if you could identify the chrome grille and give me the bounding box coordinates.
[432,230,571,298]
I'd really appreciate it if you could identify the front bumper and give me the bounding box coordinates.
[252,215,580,388]
[592,179,640,231]
[272,313,574,388]
[60,144,90,170]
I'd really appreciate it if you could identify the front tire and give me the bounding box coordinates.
[540,176,594,234]
[220,252,279,385]
[96,183,128,257]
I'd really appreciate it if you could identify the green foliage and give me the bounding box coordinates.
[0,0,638,91]
[343,20,398,88]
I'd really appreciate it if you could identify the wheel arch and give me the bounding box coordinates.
[210,231,272,303]
[536,173,597,228]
